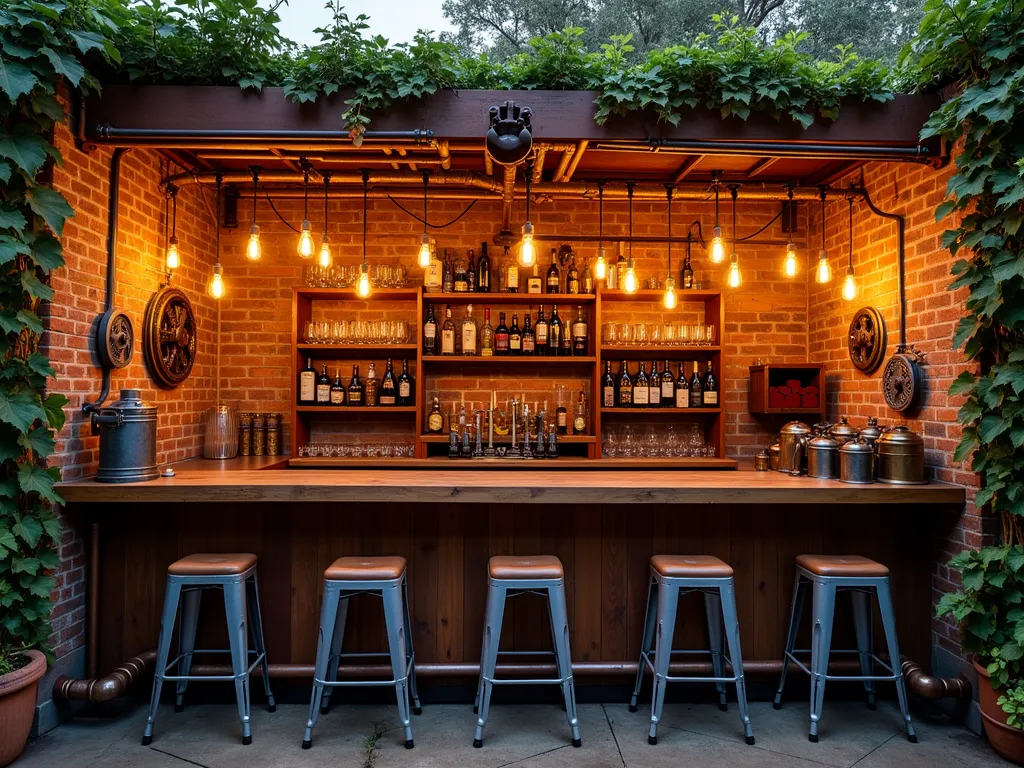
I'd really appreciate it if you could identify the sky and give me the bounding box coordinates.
[273,0,456,47]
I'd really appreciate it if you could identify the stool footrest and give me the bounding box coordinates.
[315,655,415,689]
[159,651,265,682]
[784,649,896,680]
[484,675,572,686]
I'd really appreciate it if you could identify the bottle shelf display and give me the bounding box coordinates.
[291,286,733,466]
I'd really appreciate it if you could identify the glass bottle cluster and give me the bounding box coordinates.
[424,244,595,296]
[299,358,415,407]
[602,360,718,409]
[423,304,589,357]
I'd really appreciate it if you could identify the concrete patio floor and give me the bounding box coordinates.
[18,699,1005,768]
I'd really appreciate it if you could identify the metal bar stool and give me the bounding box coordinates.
[473,555,581,749]
[773,554,916,743]
[143,553,274,746]
[302,556,421,750]
[629,555,754,746]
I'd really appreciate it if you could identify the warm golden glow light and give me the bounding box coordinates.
[593,248,607,281]
[165,238,180,271]
[816,251,832,284]
[356,263,372,298]
[519,221,536,267]
[709,226,726,264]
[297,220,314,259]
[417,233,432,268]
[842,268,858,301]
[318,236,331,269]
[727,255,742,288]
[245,224,261,261]
[622,259,638,294]
[783,242,797,278]
[208,266,224,299]
[663,277,677,309]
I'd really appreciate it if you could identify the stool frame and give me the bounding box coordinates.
[773,565,917,743]
[473,574,581,749]
[629,568,754,745]
[302,572,421,750]
[143,564,274,746]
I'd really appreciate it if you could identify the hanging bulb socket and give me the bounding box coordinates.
[663,276,677,309]
[297,160,314,259]
[208,263,224,299]
[727,253,742,288]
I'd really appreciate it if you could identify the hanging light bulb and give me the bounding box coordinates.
[594,246,607,280]
[594,180,607,281]
[709,171,726,263]
[357,170,372,298]
[815,186,831,284]
[417,171,432,268]
[208,263,225,299]
[297,160,314,259]
[663,184,676,308]
[518,160,536,267]
[357,263,372,297]
[245,166,261,261]
[318,172,332,269]
[297,221,314,259]
[166,236,180,271]
[623,182,638,293]
[842,197,857,301]
[782,185,797,277]
[165,184,181,271]
[663,276,677,309]
[728,254,742,288]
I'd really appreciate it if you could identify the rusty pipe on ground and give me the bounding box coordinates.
[902,658,971,700]
[54,650,156,703]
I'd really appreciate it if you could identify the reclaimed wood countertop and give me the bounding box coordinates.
[58,455,966,505]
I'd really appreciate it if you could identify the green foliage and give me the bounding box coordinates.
[0,0,116,668]
[999,680,1024,728]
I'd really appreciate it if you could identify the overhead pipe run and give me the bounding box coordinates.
[95,124,435,143]
[646,138,935,164]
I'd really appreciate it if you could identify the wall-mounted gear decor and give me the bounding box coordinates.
[96,307,134,370]
[143,286,197,388]
[847,306,886,374]
[883,347,924,412]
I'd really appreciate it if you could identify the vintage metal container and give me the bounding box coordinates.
[828,415,860,446]
[839,439,875,484]
[812,421,833,437]
[778,421,811,476]
[806,434,840,479]
[859,416,884,450]
[252,413,266,456]
[754,450,770,471]
[769,439,780,471]
[877,425,927,485]
[93,389,159,483]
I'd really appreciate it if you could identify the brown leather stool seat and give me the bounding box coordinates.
[795,554,888,578]
[325,556,406,581]
[650,554,734,578]
[168,553,257,576]
[489,555,563,580]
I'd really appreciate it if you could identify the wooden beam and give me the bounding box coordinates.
[561,140,588,182]
[672,155,702,183]
[745,156,781,178]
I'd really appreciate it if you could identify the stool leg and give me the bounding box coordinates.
[704,590,728,712]
[630,577,658,713]
[474,583,507,748]
[303,583,340,749]
[402,577,422,715]
[850,588,876,710]
[719,579,755,745]
[648,581,679,746]
[548,582,581,748]
[246,574,275,713]
[383,581,415,749]
[876,581,917,743]
[143,580,181,745]
[319,596,348,715]
[223,579,253,745]
[174,587,201,713]
[808,579,836,743]
[774,572,807,709]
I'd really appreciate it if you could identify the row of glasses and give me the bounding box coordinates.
[304,264,409,288]
[299,440,416,458]
[304,319,412,345]
[602,323,717,347]
[602,424,716,458]
[371,264,408,288]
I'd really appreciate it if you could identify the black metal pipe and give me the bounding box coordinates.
[648,138,932,163]
[855,186,908,347]
[94,124,433,143]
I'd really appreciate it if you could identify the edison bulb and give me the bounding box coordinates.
[727,256,742,288]
[663,277,677,309]
[356,263,372,298]
[317,236,331,269]
[593,247,607,281]
[245,224,261,261]
[297,220,314,259]
[165,237,180,271]
[783,243,797,278]
[815,250,832,284]
[622,260,638,293]
[709,225,726,263]
[418,233,432,268]
[842,268,858,301]
[208,266,224,299]
[519,221,536,267]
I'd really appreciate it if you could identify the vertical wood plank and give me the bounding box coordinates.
[514,506,548,652]
[489,505,515,652]
[573,506,602,661]
[626,515,654,661]
[601,507,628,661]
[437,506,464,662]
[411,506,440,664]
[462,506,489,661]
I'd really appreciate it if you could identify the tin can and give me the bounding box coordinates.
[266,413,280,456]
[239,412,252,456]
[252,412,266,456]
[754,450,770,471]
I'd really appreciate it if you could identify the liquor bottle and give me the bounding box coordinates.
[423,304,438,355]
[661,359,675,407]
[548,305,562,356]
[559,313,573,356]
[467,249,477,292]
[424,245,442,293]
[441,304,456,356]
[494,312,510,356]
[461,304,478,356]
[566,255,580,294]
[617,360,633,407]
[601,360,615,407]
[556,389,568,435]
[477,242,491,292]
[649,361,661,407]
[573,389,588,435]
[442,248,454,293]
[397,359,414,406]
[689,361,703,408]
[379,359,397,406]
[675,362,690,408]
[330,366,345,405]
[633,362,650,407]
[522,314,535,355]
[508,313,522,355]
[703,360,718,407]
[527,264,542,294]
[454,253,469,292]
[505,246,519,293]
[299,357,316,403]
[546,248,561,293]
[582,256,594,294]
[427,396,444,433]
[535,305,549,356]
[348,365,364,406]
[571,305,588,356]
[681,248,694,290]
[364,362,379,406]
[480,307,494,357]
[316,363,331,404]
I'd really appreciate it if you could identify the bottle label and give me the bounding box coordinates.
[424,325,436,339]
[572,321,586,340]
[704,391,719,405]
[300,372,315,402]
[603,386,614,407]
[330,390,344,405]
[557,411,567,428]
[425,261,442,289]
[547,278,560,292]
[496,334,508,352]
[634,386,649,405]
[428,412,443,432]
[462,325,476,353]
[676,389,689,408]
[507,267,519,288]
[568,278,580,294]
[441,330,455,355]
[481,342,493,356]
[399,382,411,398]
[662,381,674,401]
[573,416,586,433]
[650,387,661,406]
[316,384,331,402]
[620,388,632,406]
[528,278,542,294]
[455,278,468,292]
[380,393,396,405]
[349,391,363,405]
[510,335,521,351]
[690,392,702,408]
[523,335,535,353]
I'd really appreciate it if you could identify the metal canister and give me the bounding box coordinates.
[877,425,926,485]
[828,416,860,446]
[839,439,875,484]
[754,450,770,471]
[778,421,811,475]
[812,421,832,437]
[239,412,252,456]
[93,389,159,483]
[769,439,780,471]
[806,434,840,479]
[252,412,266,456]
[266,413,280,456]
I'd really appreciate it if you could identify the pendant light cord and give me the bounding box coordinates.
[820,186,827,252]
[250,166,259,224]
[170,186,177,239]
[362,170,369,266]
[215,173,222,405]
[524,160,532,222]
[215,174,222,266]
[848,197,854,268]
[713,170,721,229]
[422,170,429,234]
[730,185,738,250]
[627,182,634,259]
[597,179,604,244]
[323,172,331,233]
[301,159,309,221]
[665,184,673,274]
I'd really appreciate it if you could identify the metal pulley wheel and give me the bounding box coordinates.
[883,346,924,412]
[96,307,134,370]
[143,286,197,388]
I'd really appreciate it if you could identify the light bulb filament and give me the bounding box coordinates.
[709,226,726,264]
[165,238,180,271]
[816,251,832,284]
[246,224,261,261]
[356,265,372,298]
[418,233,432,268]
[297,221,314,259]
[519,222,535,267]
[727,255,742,288]
[783,243,797,278]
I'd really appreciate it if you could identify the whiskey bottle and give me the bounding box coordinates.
[379,358,397,406]
[689,361,703,408]
[703,360,718,407]
[527,264,542,294]
[299,357,316,403]
[633,362,650,407]
[566,255,580,294]
[461,304,478,356]
[675,362,690,408]
[508,313,522,355]
[330,366,345,406]
[454,252,469,292]
[424,247,442,293]
[347,365,364,406]
[601,360,615,407]
[649,361,661,407]
[522,314,535,355]
[467,249,477,292]
[423,304,438,355]
[494,312,510,355]
[365,362,379,406]
[397,359,414,406]
[556,392,568,435]
[505,246,519,293]
[480,307,494,356]
[316,364,331,404]
[571,305,588,356]
[477,242,491,292]
[427,396,444,433]
[535,305,549,356]
[573,389,588,435]
[442,248,454,293]
[546,248,561,293]
[681,248,694,290]
[617,360,633,407]
[582,256,594,294]
[441,304,456,356]
[660,359,675,407]
[548,305,563,357]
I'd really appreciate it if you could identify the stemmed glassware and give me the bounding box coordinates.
[304,319,412,345]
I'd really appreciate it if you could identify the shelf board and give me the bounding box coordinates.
[423,292,595,304]
[420,434,596,444]
[598,288,720,302]
[601,346,721,355]
[296,287,419,300]
[600,407,722,415]
[297,344,419,357]
[422,355,596,364]
[296,406,417,414]
[288,456,737,470]
[750,407,826,415]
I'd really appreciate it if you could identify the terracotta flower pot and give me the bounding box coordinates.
[0,650,46,767]
[975,658,1024,765]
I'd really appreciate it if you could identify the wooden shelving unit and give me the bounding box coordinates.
[748,363,825,415]
[419,433,596,444]
[600,407,722,415]
[421,355,596,365]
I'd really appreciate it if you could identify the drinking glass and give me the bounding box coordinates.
[603,429,618,457]
[621,425,635,457]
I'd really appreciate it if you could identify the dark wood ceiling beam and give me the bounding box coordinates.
[745,156,781,178]
[672,155,703,183]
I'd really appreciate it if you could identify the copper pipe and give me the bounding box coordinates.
[551,144,576,183]
[436,140,451,170]
[902,658,971,699]
[501,164,517,232]
[87,522,99,678]
[484,150,494,177]
[238,189,498,201]
[561,140,588,182]
[54,650,156,702]
[531,146,548,182]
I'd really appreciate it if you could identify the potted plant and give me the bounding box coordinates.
[938,547,1024,763]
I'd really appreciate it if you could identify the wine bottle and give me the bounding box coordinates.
[556,394,568,435]
[522,314,535,355]
[602,360,615,407]
[442,248,454,293]
[423,304,438,355]
[494,312,510,356]
[365,362,379,407]
[681,247,694,290]
[703,360,718,407]
[467,249,477,292]
[299,357,316,403]
[454,252,469,292]
[660,359,675,407]
[573,389,588,435]
[461,304,478,356]
[528,264,542,294]
[347,365,364,406]
[330,366,345,406]
[477,242,491,292]
[582,256,594,294]
[633,362,650,407]
[424,246,442,292]
[675,362,690,408]
[480,307,494,357]
[546,248,560,293]
[380,358,397,406]
[505,246,519,293]
[571,305,587,356]
[316,363,331,404]
[508,313,522,355]
[689,361,703,408]
[566,255,580,295]
[441,304,456,356]
[548,305,563,357]
[535,305,549,356]
[649,361,661,407]
[617,360,633,407]
[397,359,414,406]
[427,396,444,433]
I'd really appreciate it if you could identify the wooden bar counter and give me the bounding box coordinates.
[59,458,966,685]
